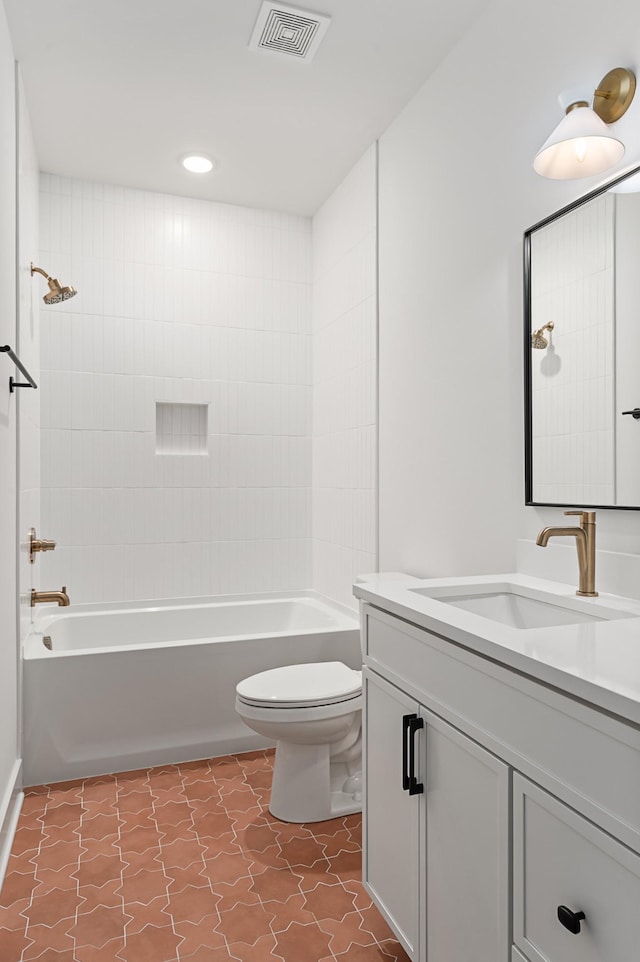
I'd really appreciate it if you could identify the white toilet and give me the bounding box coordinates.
[235,661,362,823]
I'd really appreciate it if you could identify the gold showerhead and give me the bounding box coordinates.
[531,320,554,349]
[31,263,77,305]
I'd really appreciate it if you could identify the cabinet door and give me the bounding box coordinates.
[363,668,424,962]
[514,774,640,962]
[424,709,510,962]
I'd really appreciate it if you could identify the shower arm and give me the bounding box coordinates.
[30,264,51,280]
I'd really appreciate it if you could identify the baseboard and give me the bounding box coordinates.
[0,759,23,889]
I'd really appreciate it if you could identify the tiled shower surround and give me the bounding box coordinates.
[38,176,314,603]
[37,158,377,608]
[0,752,408,962]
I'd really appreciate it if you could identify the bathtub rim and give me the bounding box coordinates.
[24,590,360,661]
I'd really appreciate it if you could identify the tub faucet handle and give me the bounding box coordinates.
[29,527,57,564]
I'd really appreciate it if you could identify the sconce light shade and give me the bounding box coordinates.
[533,104,625,179]
[534,67,635,180]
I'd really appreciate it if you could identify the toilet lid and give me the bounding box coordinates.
[236,661,362,708]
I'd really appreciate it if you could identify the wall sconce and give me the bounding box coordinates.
[534,67,636,180]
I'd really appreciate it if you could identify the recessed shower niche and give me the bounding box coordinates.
[155,402,208,455]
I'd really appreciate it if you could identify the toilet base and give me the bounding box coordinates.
[269,740,362,823]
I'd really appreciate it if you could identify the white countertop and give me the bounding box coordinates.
[353,573,640,727]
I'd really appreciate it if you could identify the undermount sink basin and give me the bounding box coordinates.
[409,583,631,630]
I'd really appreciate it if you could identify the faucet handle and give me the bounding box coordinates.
[564,510,596,524]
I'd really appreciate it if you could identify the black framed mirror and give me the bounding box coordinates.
[524,162,640,510]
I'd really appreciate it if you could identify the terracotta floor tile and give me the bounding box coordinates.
[79,812,122,841]
[210,876,260,911]
[121,922,182,962]
[273,920,333,962]
[115,768,152,786]
[358,905,395,942]
[164,884,219,924]
[11,826,46,856]
[76,880,124,912]
[327,849,363,882]
[192,811,236,841]
[277,836,330,868]
[336,945,397,962]
[245,843,287,871]
[32,839,83,872]
[0,868,39,907]
[315,828,361,858]
[215,901,276,946]
[182,780,220,802]
[0,894,32,931]
[235,821,279,854]
[124,895,172,934]
[249,865,303,902]
[279,862,338,892]
[152,800,193,827]
[264,892,317,932]
[116,791,154,814]
[33,862,80,896]
[116,825,161,855]
[318,911,376,955]
[378,938,411,961]
[39,802,86,828]
[118,849,164,877]
[157,836,205,870]
[172,913,226,956]
[73,936,126,962]
[116,868,169,905]
[226,933,279,962]
[201,849,251,886]
[0,926,33,960]
[6,849,39,876]
[38,823,82,847]
[179,944,232,962]
[73,852,126,888]
[22,950,77,962]
[22,916,76,958]
[71,903,133,948]
[229,798,262,832]
[304,882,358,922]
[2,752,399,962]
[164,863,211,893]
[22,887,83,928]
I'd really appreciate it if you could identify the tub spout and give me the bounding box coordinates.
[31,586,70,607]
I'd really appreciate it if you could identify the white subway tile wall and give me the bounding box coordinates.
[39,175,313,603]
[311,146,377,608]
[531,194,615,505]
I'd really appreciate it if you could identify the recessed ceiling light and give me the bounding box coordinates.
[182,155,215,174]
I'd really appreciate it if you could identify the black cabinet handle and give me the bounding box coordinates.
[557,905,586,934]
[622,408,640,419]
[408,715,424,795]
[401,713,414,792]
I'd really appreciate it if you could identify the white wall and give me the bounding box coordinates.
[311,146,378,608]
[378,0,640,579]
[38,178,312,603]
[0,2,20,880]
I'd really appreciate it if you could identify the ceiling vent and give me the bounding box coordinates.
[249,3,331,63]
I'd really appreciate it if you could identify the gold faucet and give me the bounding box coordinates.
[536,510,598,597]
[31,586,70,607]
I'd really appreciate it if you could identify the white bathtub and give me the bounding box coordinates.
[23,592,361,785]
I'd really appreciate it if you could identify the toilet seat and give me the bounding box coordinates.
[236,661,362,708]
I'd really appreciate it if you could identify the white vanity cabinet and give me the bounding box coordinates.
[363,663,509,962]
[359,598,640,962]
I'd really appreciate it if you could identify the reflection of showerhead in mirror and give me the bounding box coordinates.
[531,320,554,349]
[31,263,77,305]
